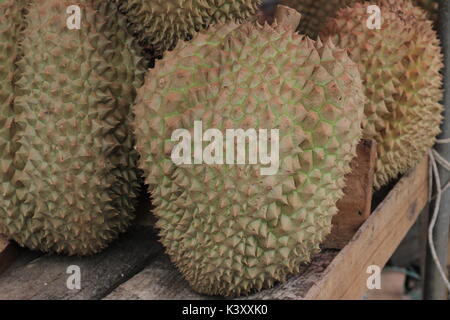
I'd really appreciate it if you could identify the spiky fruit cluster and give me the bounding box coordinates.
[322,0,443,188]
[115,0,261,58]
[279,0,354,38]
[0,0,146,255]
[133,6,365,296]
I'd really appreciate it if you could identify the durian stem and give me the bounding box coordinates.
[274,5,301,30]
[257,1,301,31]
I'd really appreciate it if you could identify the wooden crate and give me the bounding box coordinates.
[0,152,428,300]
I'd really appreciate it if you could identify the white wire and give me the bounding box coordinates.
[427,149,450,292]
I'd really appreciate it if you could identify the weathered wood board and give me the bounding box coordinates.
[0,226,162,300]
[106,157,428,300]
[104,251,339,300]
[105,254,211,300]
[324,139,377,249]
[303,157,429,300]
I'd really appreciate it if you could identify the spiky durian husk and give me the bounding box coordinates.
[413,0,438,22]
[0,0,29,244]
[114,0,261,58]
[321,0,443,189]
[278,0,355,38]
[0,0,146,255]
[133,7,365,296]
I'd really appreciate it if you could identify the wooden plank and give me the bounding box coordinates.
[105,254,209,300]
[324,139,377,249]
[0,235,20,276]
[303,157,429,300]
[0,226,163,300]
[104,250,339,300]
[243,251,339,300]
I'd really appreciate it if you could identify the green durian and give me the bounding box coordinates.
[321,0,443,189]
[0,0,146,255]
[114,0,261,58]
[133,6,365,296]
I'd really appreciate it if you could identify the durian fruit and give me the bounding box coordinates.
[278,0,439,38]
[0,0,146,255]
[278,0,355,38]
[133,6,365,296]
[0,0,28,246]
[114,0,261,58]
[321,0,443,189]
[413,0,439,22]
